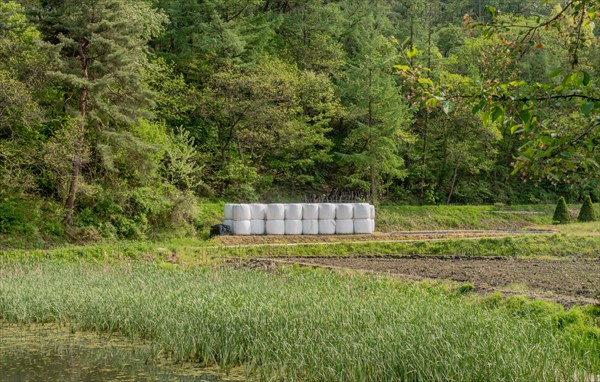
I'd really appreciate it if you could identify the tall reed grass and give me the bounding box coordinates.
[1,260,598,381]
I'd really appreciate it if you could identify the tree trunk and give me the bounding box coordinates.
[420,111,428,201]
[65,39,89,226]
[370,163,376,204]
[368,67,376,204]
[447,165,459,205]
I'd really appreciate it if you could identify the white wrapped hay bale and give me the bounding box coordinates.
[223,219,233,229]
[353,203,371,219]
[266,204,285,220]
[336,204,353,220]
[224,204,234,220]
[319,219,336,235]
[233,220,251,235]
[370,204,375,219]
[319,203,336,220]
[302,220,319,235]
[266,220,285,235]
[371,218,375,232]
[303,204,319,220]
[285,220,303,235]
[354,219,373,234]
[335,219,354,234]
[250,220,265,235]
[285,204,303,220]
[250,204,266,220]
[232,204,251,221]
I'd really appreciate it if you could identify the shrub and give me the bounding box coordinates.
[578,194,596,222]
[552,197,570,224]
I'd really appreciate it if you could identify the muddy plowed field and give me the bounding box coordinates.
[264,257,600,305]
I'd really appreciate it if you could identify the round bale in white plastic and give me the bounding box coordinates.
[302,220,319,235]
[232,204,251,221]
[353,203,371,219]
[285,204,303,220]
[319,203,336,220]
[336,203,353,220]
[370,204,375,219]
[233,220,251,235]
[266,220,285,235]
[250,220,265,235]
[354,219,373,234]
[250,204,266,220]
[335,219,354,234]
[285,220,303,235]
[319,219,336,235]
[266,204,285,220]
[302,204,319,220]
[224,204,234,220]
[224,219,233,229]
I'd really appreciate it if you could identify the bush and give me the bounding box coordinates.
[552,197,570,224]
[578,194,597,222]
[0,196,39,234]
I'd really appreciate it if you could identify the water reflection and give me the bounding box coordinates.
[0,323,245,381]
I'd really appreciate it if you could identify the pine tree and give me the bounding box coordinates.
[338,33,412,204]
[577,195,596,222]
[38,0,167,225]
[552,197,570,224]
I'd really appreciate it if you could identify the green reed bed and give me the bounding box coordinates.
[1,260,598,381]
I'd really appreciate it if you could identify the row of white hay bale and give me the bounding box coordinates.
[224,203,375,235]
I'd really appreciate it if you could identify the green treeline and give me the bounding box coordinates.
[0,0,598,242]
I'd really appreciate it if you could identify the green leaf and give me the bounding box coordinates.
[406,47,418,59]
[486,5,497,18]
[491,106,504,122]
[548,68,563,78]
[442,101,455,115]
[581,71,591,86]
[472,100,485,114]
[425,97,438,109]
[580,102,595,117]
[418,78,433,86]
[394,65,410,71]
[519,109,531,124]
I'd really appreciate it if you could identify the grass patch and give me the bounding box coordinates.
[376,204,570,231]
[0,260,598,381]
[2,233,598,265]
[214,234,600,259]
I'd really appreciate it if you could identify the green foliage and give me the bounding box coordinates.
[1,0,599,242]
[553,197,571,225]
[338,33,412,201]
[0,196,38,235]
[578,194,597,222]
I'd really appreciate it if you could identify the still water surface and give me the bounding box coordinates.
[0,323,245,382]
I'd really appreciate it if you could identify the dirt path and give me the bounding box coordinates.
[256,256,599,306]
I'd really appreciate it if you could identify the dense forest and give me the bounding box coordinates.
[0,0,598,241]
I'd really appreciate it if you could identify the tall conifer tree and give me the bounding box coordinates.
[38,0,167,224]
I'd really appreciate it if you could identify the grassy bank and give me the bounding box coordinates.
[2,232,599,264]
[2,202,598,250]
[1,260,598,381]
[200,203,598,233]
[376,203,599,231]
[222,234,600,259]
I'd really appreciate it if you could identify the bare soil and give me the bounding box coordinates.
[258,256,600,306]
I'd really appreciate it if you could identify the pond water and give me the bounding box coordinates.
[0,323,245,382]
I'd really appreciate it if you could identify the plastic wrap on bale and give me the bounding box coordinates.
[266,220,285,235]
